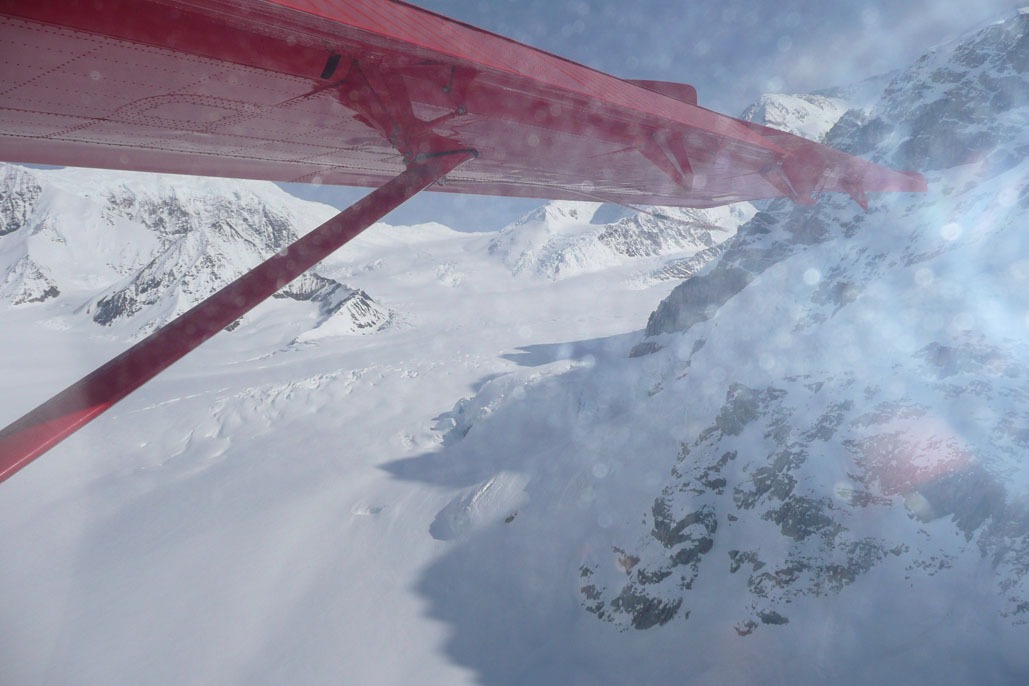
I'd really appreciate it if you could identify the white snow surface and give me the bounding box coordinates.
[740,93,851,141]
[4,10,1029,684]
[0,164,738,685]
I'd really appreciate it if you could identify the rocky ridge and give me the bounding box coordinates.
[0,165,394,339]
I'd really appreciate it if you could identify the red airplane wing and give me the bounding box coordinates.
[0,0,928,481]
[0,0,924,208]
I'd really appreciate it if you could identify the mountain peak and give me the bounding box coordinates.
[740,93,850,142]
[489,199,752,279]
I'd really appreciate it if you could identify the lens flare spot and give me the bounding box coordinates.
[940,222,962,241]
[998,184,1020,207]
[849,416,973,496]
[904,491,934,521]
[950,312,973,333]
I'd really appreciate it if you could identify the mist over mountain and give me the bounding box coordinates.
[2,8,1029,686]
[391,10,1029,682]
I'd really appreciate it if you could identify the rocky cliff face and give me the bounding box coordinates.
[392,12,1029,660]
[873,10,1029,173]
[0,164,42,237]
[580,8,1029,634]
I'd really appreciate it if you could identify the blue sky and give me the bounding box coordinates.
[284,0,1024,229]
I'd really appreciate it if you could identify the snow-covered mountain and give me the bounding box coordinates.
[3,8,1029,686]
[0,165,394,339]
[424,8,1029,680]
[488,199,753,280]
[739,72,899,144]
[740,93,851,142]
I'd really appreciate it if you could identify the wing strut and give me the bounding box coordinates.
[0,150,475,484]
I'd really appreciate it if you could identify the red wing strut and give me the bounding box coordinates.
[0,0,926,482]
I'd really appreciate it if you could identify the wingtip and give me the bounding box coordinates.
[905,170,929,193]
[840,180,869,211]
[839,168,926,211]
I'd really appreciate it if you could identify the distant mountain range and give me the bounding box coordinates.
[0,166,396,339]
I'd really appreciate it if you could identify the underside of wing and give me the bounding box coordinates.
[0,0,925,208]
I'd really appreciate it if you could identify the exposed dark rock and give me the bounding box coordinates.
[650,498,717,549]
[610,590,683,630]
[757,610,789,625]
[643,266,753,336]
[0,166,43,236]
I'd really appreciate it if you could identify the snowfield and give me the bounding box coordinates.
[0,162,741,684]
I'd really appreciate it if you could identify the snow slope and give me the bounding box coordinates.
[0,161,735,684]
